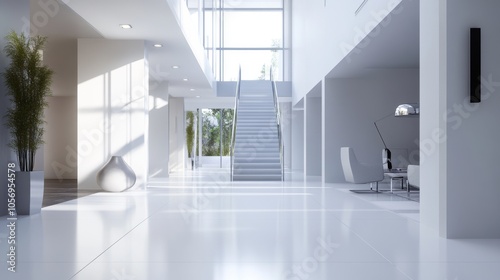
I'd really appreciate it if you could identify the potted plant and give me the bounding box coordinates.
[186,111,195,170]
[3,31,53,215]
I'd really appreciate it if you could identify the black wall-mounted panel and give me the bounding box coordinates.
[470,28,481,103]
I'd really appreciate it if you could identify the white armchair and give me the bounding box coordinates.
[341,147,384,193]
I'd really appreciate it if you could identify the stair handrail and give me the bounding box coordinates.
[230,66,242,181]
[270,67,284,181]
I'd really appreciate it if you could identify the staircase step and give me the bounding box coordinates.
[234,145,279,150]
[237,118,276,121]
[234,136,278,140]
[233,147,280,153]
[239,104,273,106]
[238,112,275,115]
[234,157,281,164]
[233,168,282,175]
[236,129,278,133]
[237,123,276,126]
[234,139,279,143]
[234,152,280,157]
[236,130,278,135]
[237,117,275,120]
[235,136,279,140]
[234,161,281,167]
[232,174,282,181]
[236,126,277,130]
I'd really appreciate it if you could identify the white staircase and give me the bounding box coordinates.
[232,81,283,181]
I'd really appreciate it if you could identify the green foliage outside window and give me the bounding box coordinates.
[202,109,233,156]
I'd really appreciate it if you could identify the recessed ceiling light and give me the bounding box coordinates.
[190,89,196,91]
[183,78,188,81]
[196,96,200,98]
[172,65,180,69]
[153,44,163,48]
[120,24,132,29]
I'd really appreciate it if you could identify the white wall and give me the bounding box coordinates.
[305,86,322,176]
[291,0,405,105]
[77,39,148,190]
[324,69,419,183]
[168,96,186,172]
[281,102,292,169]
[45,96,78,179]
[45,39,77,96]
[421,0,500,238]
[149,82,170,179]
[292,110,304,171]
[0,0,30,216]
[43,38,78,180]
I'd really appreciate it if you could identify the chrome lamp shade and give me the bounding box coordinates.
[395,104,419,117]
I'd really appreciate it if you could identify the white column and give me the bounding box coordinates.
[321,78,326,183]
[291,108,304,172]
[148,81,169,179]
[305,84,322,177]
[198,108,203,167]
[168,96,186,172]
[420,0,448,237]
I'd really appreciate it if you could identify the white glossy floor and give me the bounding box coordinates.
[2,168,500,280]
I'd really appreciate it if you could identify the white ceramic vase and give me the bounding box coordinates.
[96,156,136,192]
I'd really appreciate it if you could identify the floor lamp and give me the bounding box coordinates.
[374,103,420,170]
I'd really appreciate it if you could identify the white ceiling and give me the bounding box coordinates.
[32,0,213,99]
[327,0,419,78]
[32,0,419,106]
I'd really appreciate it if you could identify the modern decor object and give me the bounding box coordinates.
[470,27,481,103]
[3,31,53,215]
[341,147,384,193]
[395,103,420,117]
[96,156,137,192]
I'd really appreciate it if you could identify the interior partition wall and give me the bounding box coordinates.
[291,108,304,172]
[305,83,322,177]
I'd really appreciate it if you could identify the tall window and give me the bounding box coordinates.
[203,0,288,81]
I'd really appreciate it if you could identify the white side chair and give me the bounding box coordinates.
[341,147,384,193]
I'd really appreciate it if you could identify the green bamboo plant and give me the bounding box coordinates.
[3,31,53,172]
[186,111,195,158]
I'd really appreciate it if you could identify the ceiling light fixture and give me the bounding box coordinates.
[196,96,200,98]
[172,65,180,69]
[119,24,132,29]
[183,78,188,81]
[153,44,163,48]
[190,89,196,91]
